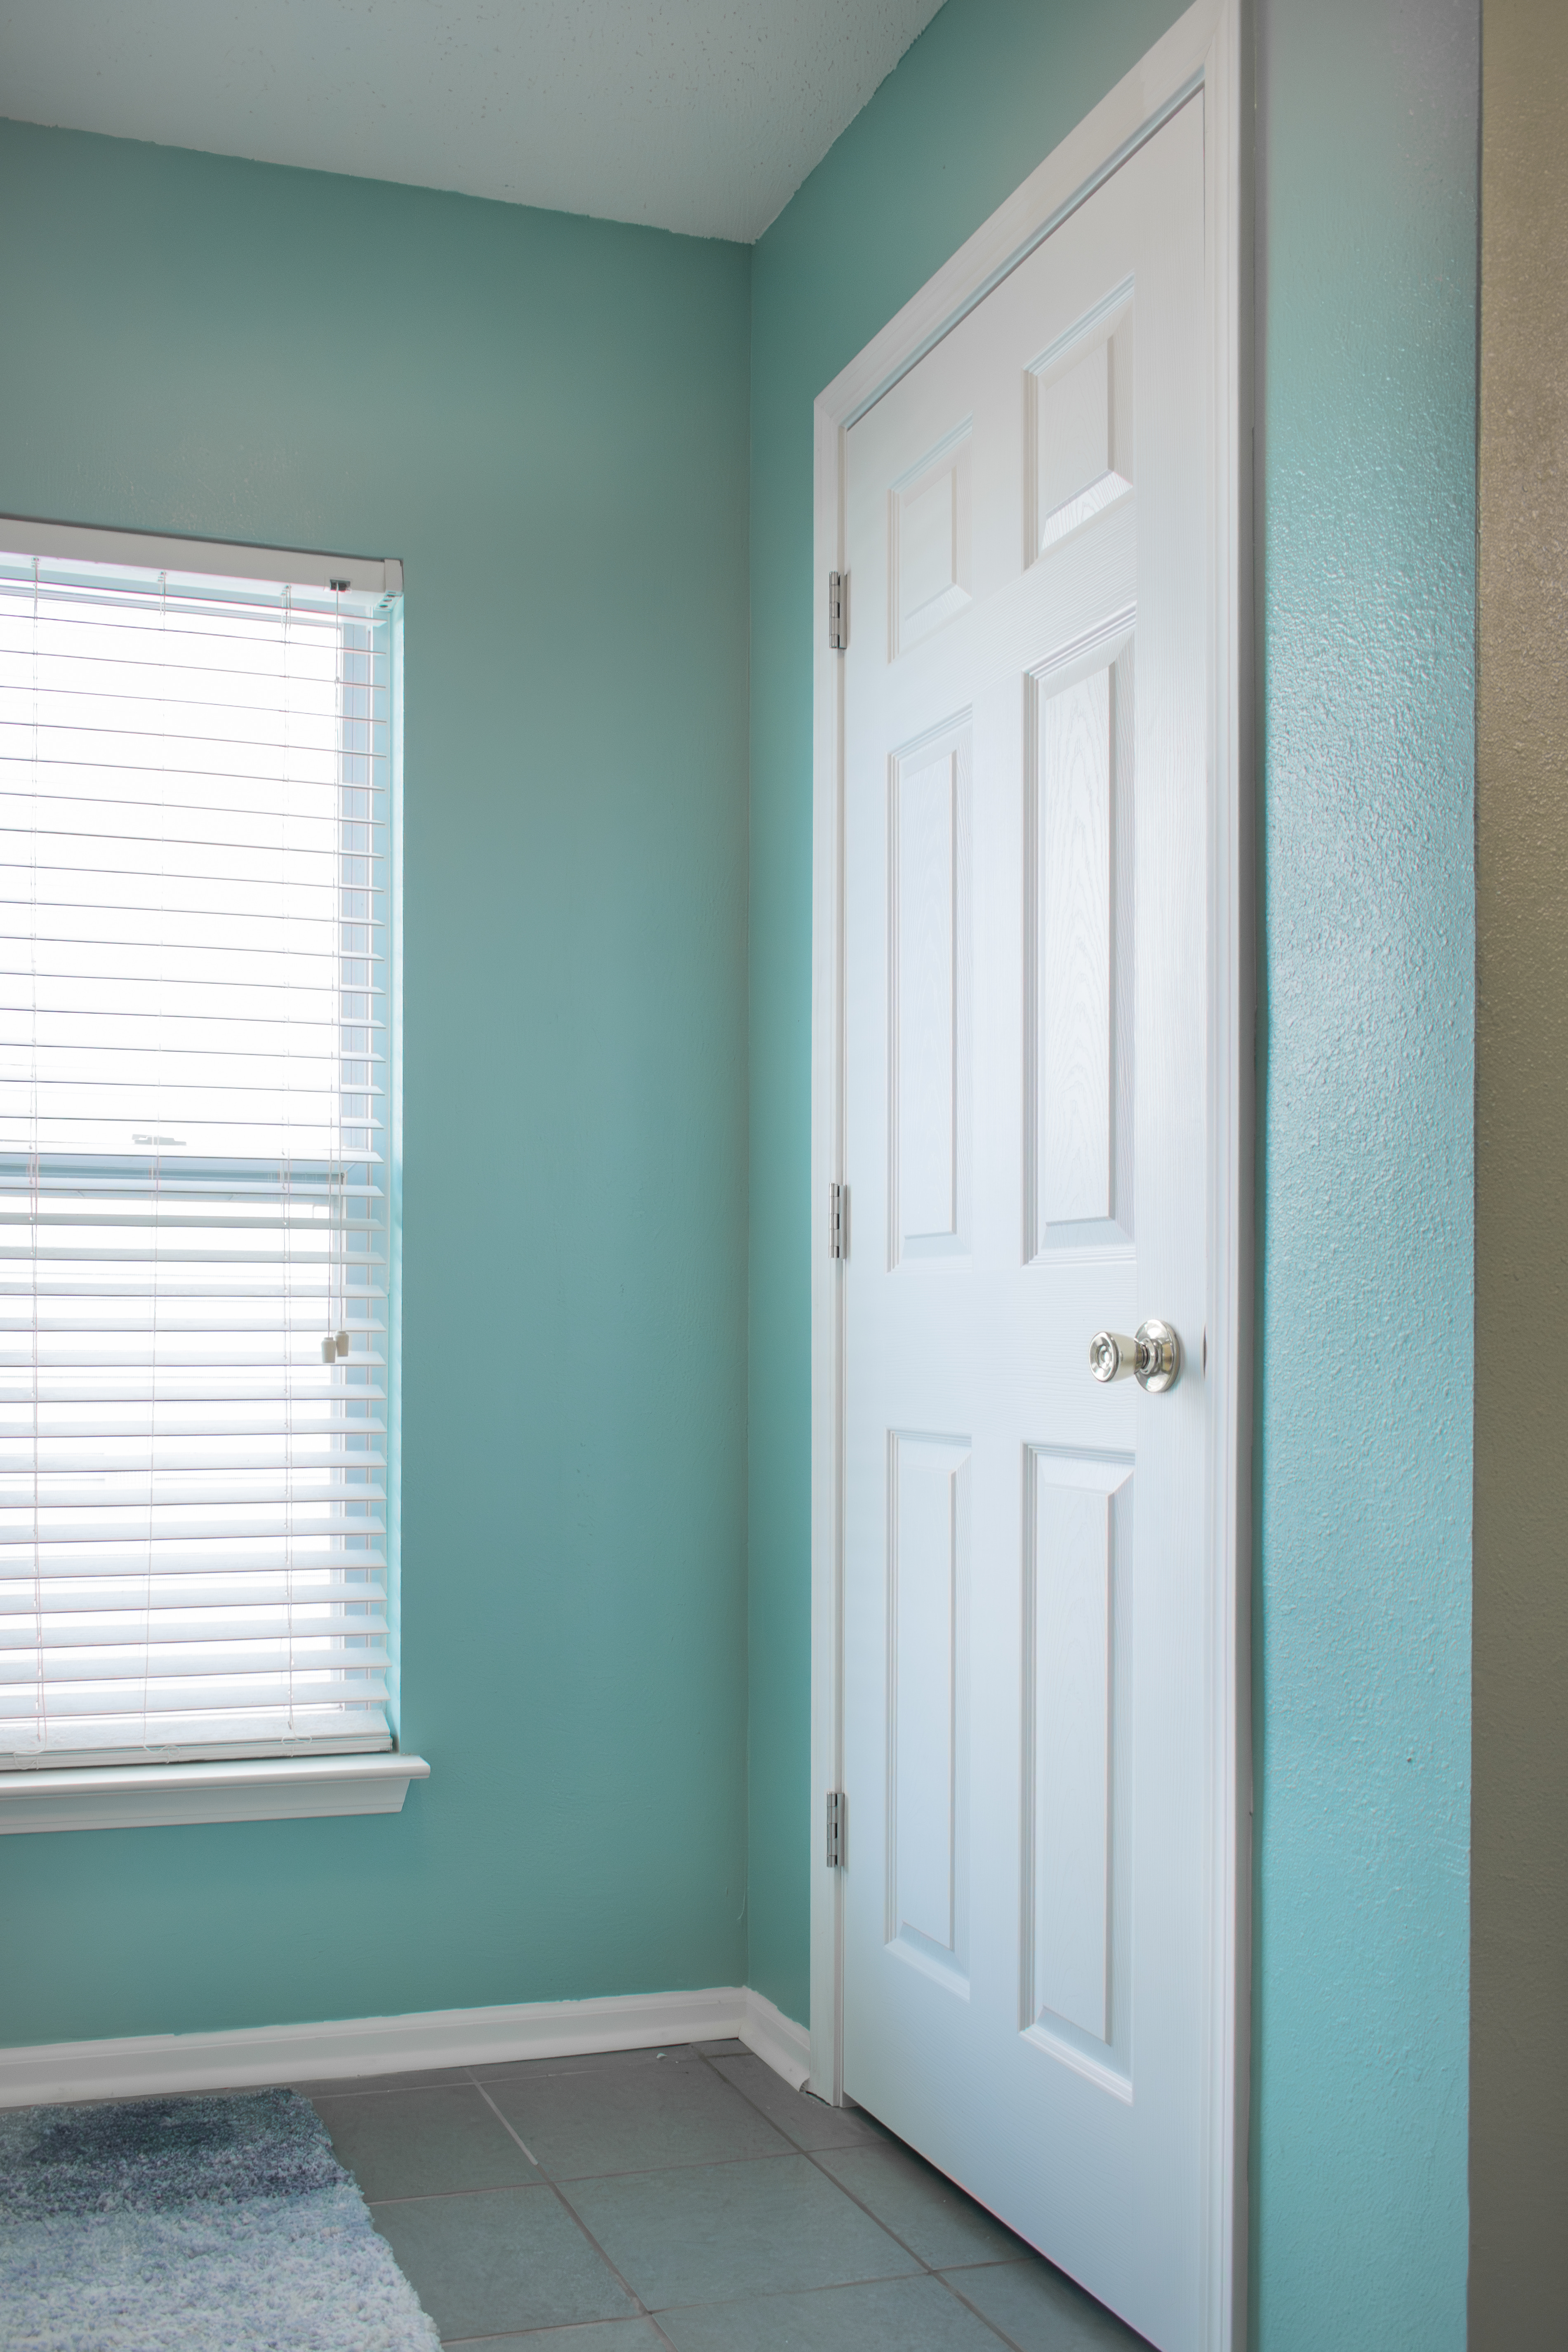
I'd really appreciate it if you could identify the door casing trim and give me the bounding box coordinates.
[808,4,1253,2345]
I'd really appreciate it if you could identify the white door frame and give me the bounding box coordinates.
[808,0,1253,2342]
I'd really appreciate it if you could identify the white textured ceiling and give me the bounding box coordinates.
[0,0,944,242]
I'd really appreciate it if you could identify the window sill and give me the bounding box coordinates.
[0,1752,431,1835]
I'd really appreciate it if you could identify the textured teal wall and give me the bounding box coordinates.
[0,12,1478,2332]
[1254,1,1475,2343]
[0,122,753,2043]
[746,2,1476,2347]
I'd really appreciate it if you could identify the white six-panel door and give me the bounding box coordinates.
[836,93,1219,2352]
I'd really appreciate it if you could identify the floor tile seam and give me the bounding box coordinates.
[692,2053,1036,2290]
[543,2151,819,2227]
[687,2046,971,2281]
[466,2078,542,2171]
[513,2146,805,2189]
[539,2173,934,2321]
[641,2264,979,2318]
[686,2046,824,2159]
[459,2060,715,2088]
[478,2078,785,2121]
[355,2154,804,2201]
[469,2073,678,2352]
[795,2137,948,2277]
[928,2263,1043,2352]
[460,2051,804,2178]
[437,2332,657,2347]
[363,2180,552,2208]
[326,2054,1042,2345]
[438,2331,659,2347]
[304,2087,474,2106]
[799,2149,1036,2288]
[931,2257,1038,2275]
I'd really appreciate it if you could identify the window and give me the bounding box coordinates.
[0,529,400,1768]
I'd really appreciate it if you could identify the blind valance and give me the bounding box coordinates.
[0,541,398,1765]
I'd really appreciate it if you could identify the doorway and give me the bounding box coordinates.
[809,7,1250,2348]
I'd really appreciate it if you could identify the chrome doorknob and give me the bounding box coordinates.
[1088,1319,1182,1394]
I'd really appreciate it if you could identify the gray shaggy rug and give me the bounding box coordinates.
[0,2088,439,2351]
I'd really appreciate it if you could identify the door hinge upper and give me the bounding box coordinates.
[829,1181,847,1260]
[825,1789,847,1869]
[828,570,847,652]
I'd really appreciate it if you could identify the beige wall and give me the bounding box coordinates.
[1471,2,1568,2340]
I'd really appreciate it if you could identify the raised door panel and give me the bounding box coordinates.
[1030,291,1135,554]
[888,1431,970,1987]
[892,427,973,655]
[1024,1446,1132,2084]
[1029,644,1134,1255]
[892,724,971,1263]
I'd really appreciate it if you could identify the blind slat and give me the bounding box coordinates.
[7,1552,388,1571]
[0,1421,386,1439]
[2,1520,387,1539]
[2,1645,391,1679]
[0,1681,391,1714]
[0,1383,392,1401]
[3,1584,384,1610]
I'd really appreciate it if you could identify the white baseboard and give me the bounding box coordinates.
[740,1986,811,2091]
[0,1983,814,2110]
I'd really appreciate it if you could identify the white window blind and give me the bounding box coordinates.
[0,539,398,1766]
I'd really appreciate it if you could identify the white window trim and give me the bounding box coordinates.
[0,513,401,597]
[0,1751,430,1834]
[0,512,412,1794]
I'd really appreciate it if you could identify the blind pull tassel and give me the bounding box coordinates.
[322,1329,351,1363]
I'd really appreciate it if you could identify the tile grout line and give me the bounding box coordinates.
[311,2052,1057,2350]
[689,2047,1034,2352]
[928,2266,1047,2352]
[459,2053,964,2335]
[459,2077,540,2169]
[464,2068,682,2352]
[638,2264,1026,2319]
[295,2055,706,2103]
[98,2068,1054,2350]
[440,2329,664,2347]
[313,2055,1075,2349]
[362,2145,804,2200]
[439,2330,656,2347]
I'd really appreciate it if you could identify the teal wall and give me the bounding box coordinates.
[746,3,1476,2349]
[1253,2,1475,2343]
[0,123,753,2041]
[1,5,1480,2336]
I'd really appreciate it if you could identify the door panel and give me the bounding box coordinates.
[840,95,1208,2352]
[891,725,970,1262]
[893,427,974,653]
[1030,288,1135,552]
[1024,1445,1133,2073]
[888,1431,970,1982]
[1031,645,1135,1253]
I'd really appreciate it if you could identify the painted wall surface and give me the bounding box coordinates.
[0,122,753,2043]
[1254,3,1474,2344]
[746,3,1476,2347]
[1471,2,1568,2341]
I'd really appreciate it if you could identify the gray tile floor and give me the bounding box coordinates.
[294,2039,1149,2349]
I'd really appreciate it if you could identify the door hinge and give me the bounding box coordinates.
[828,570,847,652]
[825,1789,847,1869]
[829,1181,847,1260]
